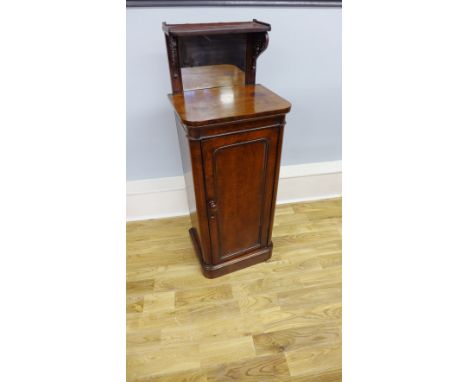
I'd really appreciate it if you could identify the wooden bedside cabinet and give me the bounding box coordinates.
[162,20,291,278]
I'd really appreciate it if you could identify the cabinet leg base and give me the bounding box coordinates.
[189,228,272,278]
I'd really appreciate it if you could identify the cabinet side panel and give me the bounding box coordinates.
[267,122,285,245]
[188,139,212,265]
[175,114,212,264]
[175,114,198,230]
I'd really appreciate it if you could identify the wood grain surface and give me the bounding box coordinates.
[127,198,342,381]
[162,20,271,37]
[168,84,291,126]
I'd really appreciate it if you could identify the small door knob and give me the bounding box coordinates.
[208,200,217,220]
[208,200,217,209]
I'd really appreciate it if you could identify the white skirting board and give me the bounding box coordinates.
[127,160,341,221]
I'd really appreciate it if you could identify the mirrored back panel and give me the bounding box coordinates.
[179,34,246,91]
[163,20,271,93]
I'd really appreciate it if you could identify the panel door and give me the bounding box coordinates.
[202,127,279,264]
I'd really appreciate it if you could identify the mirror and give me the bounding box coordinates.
[178,34,246,91]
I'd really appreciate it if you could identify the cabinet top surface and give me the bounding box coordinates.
[168,84,291,127]
[162,20,270,36]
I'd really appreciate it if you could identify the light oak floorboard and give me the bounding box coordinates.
[127,198,342,381]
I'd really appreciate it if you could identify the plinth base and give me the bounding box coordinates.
[189,228,272,278]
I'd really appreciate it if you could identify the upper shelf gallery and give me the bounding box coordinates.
[162,19,271,93]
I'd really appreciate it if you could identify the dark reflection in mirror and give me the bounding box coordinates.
[179,34,246,91]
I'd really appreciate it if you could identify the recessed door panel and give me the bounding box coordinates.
[202,128,279,264]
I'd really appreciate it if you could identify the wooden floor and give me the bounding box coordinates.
[127,198,342,382]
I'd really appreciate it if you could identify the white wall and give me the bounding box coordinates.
[127,7,342,180]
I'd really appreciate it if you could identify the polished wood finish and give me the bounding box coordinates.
[174,111,287,278]
[162,20,271,36]
[169,84,291,127]
[127,198,342,381]
[163,21,291,277]
[202,128,278,262]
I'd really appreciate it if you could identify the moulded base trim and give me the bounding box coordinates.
[189,227,272,278]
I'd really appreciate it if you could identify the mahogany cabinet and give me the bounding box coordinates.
[163,20,291,278]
